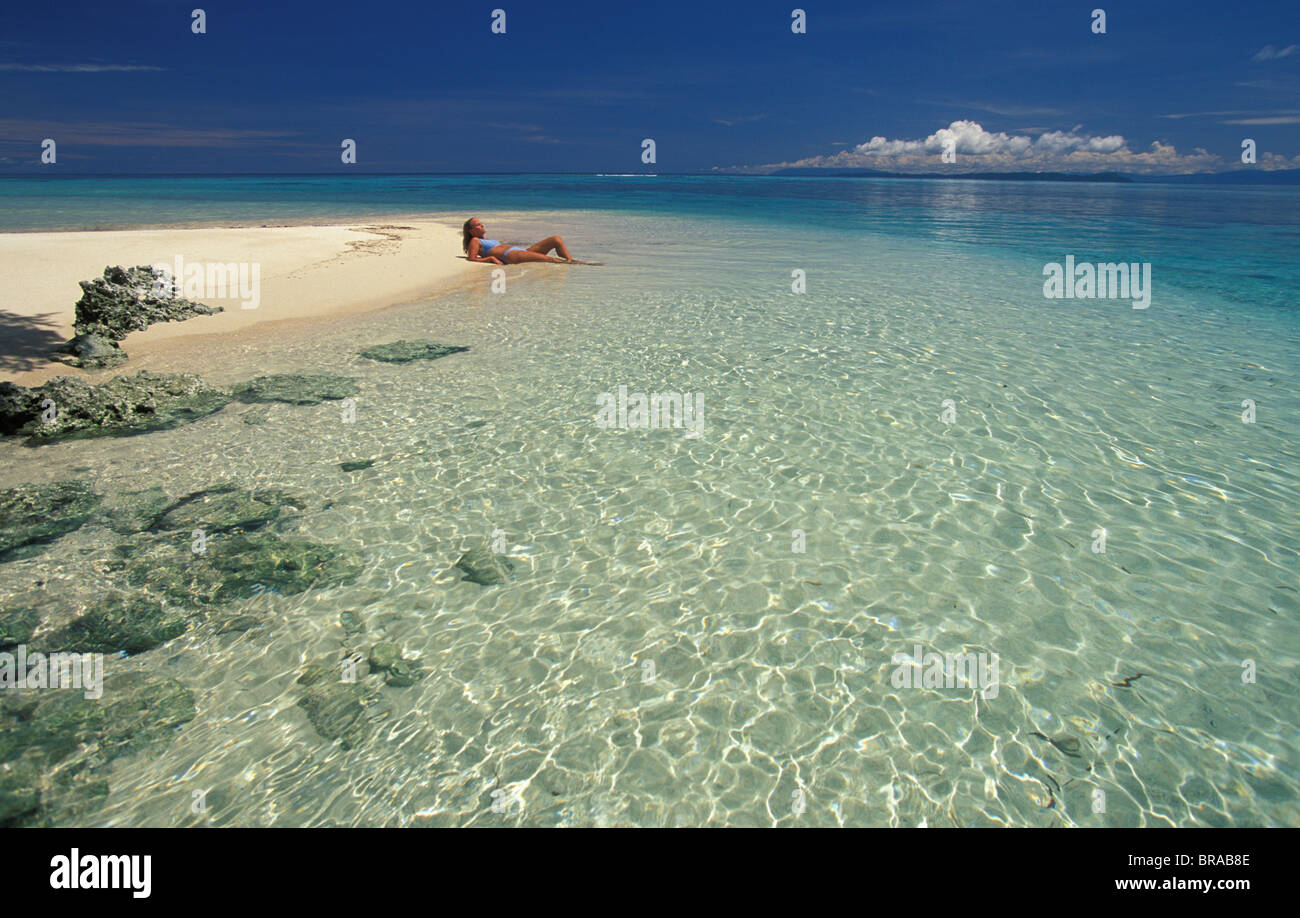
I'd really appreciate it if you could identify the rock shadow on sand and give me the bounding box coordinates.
[0,309,67,374]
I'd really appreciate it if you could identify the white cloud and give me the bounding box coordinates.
[1223,115,1300,125]
[714,114,767,127]
[850,121,1126,163]
[926,120,1031,155]
[0,63,164,72]
[916,100,1064,117]
[735,120,1252,175]
[1260,152,1300,168]
[855,135,924,155]
[1251,44,1298,61]
[0,119,298,148]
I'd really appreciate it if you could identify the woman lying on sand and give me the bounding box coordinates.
[462,217,599,265]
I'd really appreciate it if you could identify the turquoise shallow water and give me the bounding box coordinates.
[1,179,1297,826]
[3,174,1296,312]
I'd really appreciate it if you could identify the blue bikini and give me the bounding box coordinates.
[478,237,525,259]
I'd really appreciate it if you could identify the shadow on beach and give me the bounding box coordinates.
[0,308,66,373]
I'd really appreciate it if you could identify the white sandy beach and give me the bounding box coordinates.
[0,219,480,386]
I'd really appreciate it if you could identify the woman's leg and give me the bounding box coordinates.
[504,249,568,264]
[527,235,573,260]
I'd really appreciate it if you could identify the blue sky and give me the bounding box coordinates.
[1,0,1297,174]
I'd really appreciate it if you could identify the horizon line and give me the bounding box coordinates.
[1,168,1296,177]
